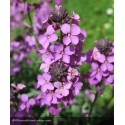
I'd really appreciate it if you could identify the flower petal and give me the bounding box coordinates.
[90,71,97,77]
[64,83,72,89]
[28,98,35,106]
[74,88,80,95]
[48,34,58,43]
[54,53,62,61]
[38,35,47,45]
[61,23,70,34]
[54,44,64,53]
[64,46,75,55]
[107,56,114,63]
[63,36,71,45]
[96,72,102,82]
[47,25,55,35]
[51,96,57,104]
[91,62,99,70]
[98,54,106,63]
[45,94,52,105]
[71,35,79,45]
[107,75,114,83]
[41,84,47,92]
[43,73,51,81]
[54,82,62,89]
[20,94,28,102]
[48,105,61,115]
[47,83,54,90]
[88,77,99,85]
[62,54,70,63]
[107,63,114,71]
[62,89,69,96]
[42,40,50,49]
[71,24,81,35]
[19,103,26,111]
[101,63,107,71]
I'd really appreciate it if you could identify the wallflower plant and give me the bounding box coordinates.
[10,0,114,120]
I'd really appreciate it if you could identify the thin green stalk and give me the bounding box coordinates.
[88,91,98,117]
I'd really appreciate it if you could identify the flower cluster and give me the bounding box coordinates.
[10,0,28,28]
[34,5,86,115]
[10,83,35,122]
[86,38,114,86]
[10,35,36,75]
[33,1,52,35]
[10,0,114,118]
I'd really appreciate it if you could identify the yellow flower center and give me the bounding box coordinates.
[71,72,75,76]
[46,51,50,54]
[61,51,64,55]
[68,33,71,37]
[94,53,97,57]
[45,81,49,84]
[47,35,51,39]
[98,68,100,72]
[59,86,64,89]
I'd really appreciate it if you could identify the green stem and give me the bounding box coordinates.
[88,91,98,117]
[27,8,33,34]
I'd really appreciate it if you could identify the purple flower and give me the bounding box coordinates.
[38,47,54,63]
[92,47,106,63]
[37,73,54,92]
[45,91,62,105]
[10,1,28,28]
[54,82,72,96]
[35,92,51,107]
[34,5,85,115]
[19,94,35,113]
[104,74,114,86]
[61,23,81,45]
[70,42,86,65]
[10,64,20,75]
[88,62,103,85]
[79,29,87,41]
[101,56,114,72]
[50,91,62,104]
[10,41,20,51]
[84,89,95,102]
[73,80,83,96]
[38,25,58,49]
[11,83,26,92]
[67,67,79,80]
[25,36,36,48]
[33,2,52,34]
[48,104,61,115]
[52,44,75,63]
[55,0,63,5]
[71,11,80,24]
[40,60,54,72]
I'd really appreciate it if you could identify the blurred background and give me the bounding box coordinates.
[10,0,114,124]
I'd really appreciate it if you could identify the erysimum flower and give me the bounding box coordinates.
[37,73,54,92]
[51,44,75,63]
[101,56,114,72]
[61,23,81,45]
[38,25,58,49]
[54,82,72,96]
[19,94,35,113]
[86,38,114,87]
[92,47,105,63]
[35,5,85,115]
